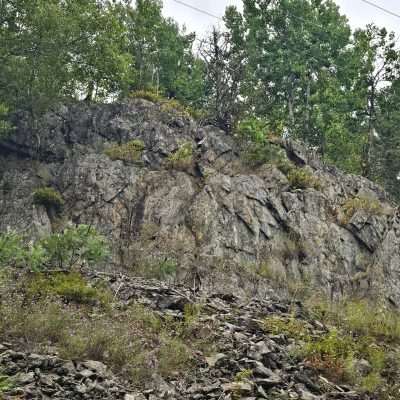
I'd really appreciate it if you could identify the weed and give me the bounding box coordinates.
[296,298,400,394]
[158,336,192,378]
[104,140,145,163]
[40,225,109,269]
[0,232,26,268]
[234,369,253,382]
[237,117,268,144]
[166,142,193,170]
[129,89,164,103]
[129,90,197,119]
[177,303,203,338]
[360,372,383,393]
[263,316,310,340]
[134,258,178,280]
[61,321,134,366]
[160,99,191,118]
[0,271,214,388]
[140,223,159,241]
[126,304,163,334]
[0,373,13,395]
[287,168,321,190]
[339,196,384,225]
[256,262,285,281]
[310,299,400,344]
[24,272,112,305]
[279,231,309,262]
[33,187,64,211]
[343,301,400,343]
[235,117,287,167]
[0,225,109,271]
[275,158,295,175]
[0,300,70,346]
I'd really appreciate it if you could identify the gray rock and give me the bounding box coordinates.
[248,341,272,361]
[205,353,227,368]
[78,368,95,378]
[354,359,372,377]
[15,372,35,385]
[1,99,399,303]
[82,360,108,375]
[124,394,147,400]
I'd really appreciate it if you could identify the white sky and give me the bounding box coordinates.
[162,0,400,39]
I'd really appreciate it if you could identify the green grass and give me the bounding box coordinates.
[104,140,145,163]
[33,187,64,211]
[296,298,400,393]
[166,142,193,169]
[263,316,310,340]
[0,373,13,395]
[261,296,400,395]
[129,89,199,119]
[287,167,321,190]
[133,259,178,280]
[129,89,164,103]
[24,271,112,306]
[339,196,384,224]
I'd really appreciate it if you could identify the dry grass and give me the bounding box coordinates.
[166,142,193,170]
[0,273,213,386]
[287,167,321,190]
[104,140,145,163]
[339,196,384,225]
[33,187,64,211]
[129,90,164,103]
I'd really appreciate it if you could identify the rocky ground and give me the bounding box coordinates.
[0,272,377,400]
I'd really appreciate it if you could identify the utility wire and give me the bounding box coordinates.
[359,0,400,19]
[171,0,222,21]
[171,0,327,31]
[171,0,400,35]
[172,0,400,23]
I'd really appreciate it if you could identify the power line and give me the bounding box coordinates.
[171,0,222,21]
[171,0,400,35]
[171,0,327,31]
[171,0,400,23]
[359,0,400,19]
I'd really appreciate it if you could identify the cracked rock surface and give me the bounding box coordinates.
[1,99,400,303]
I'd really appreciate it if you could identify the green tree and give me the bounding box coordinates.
[374,80,400,199]
[0,0,133,133]
[0,225,109,270]
[351,25,400,178]
[234,0,351,142]
[199,17,245,130]
[124,0,206,107]
[223,0,400,178]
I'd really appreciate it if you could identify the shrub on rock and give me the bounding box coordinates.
[33,187,64,211]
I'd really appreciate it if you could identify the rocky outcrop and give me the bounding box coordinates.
[0,99,399,303]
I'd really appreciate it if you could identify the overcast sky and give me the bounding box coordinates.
[162,0,400,39]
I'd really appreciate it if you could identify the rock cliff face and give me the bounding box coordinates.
[1,99,400,302]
